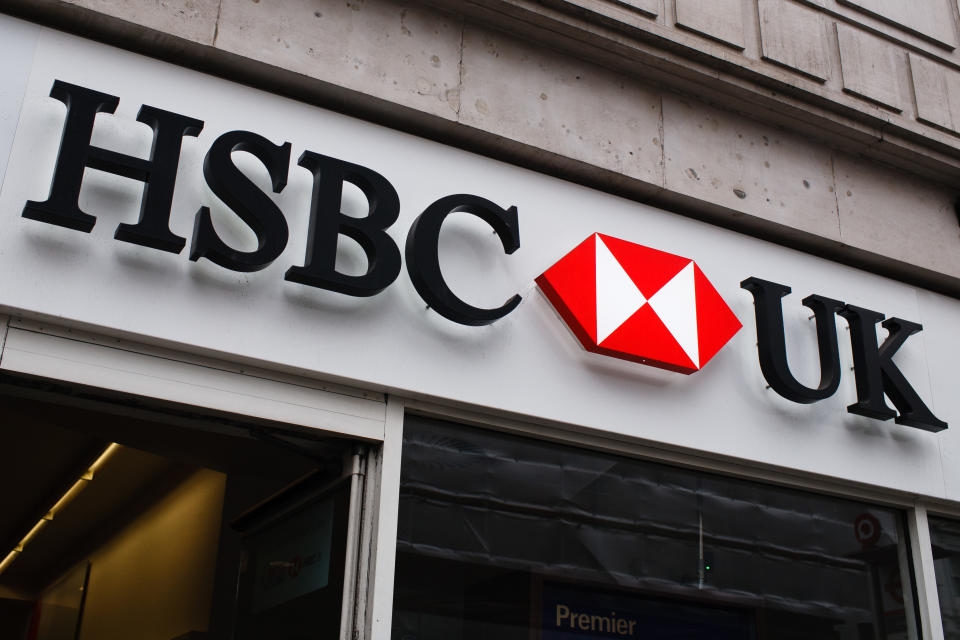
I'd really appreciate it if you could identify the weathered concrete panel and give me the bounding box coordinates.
[835,153,960,278]
[215,0,463,120]
[663,95,841,240]
[758,0,830,82]
[837,23,906,112]
[593,0,658,17]
[618,0,659,16]
[550,0,659,33]
[58,0,219,44]
[910,52,960,133]
[838,0,957,49]
[459,26,664,186]
[675,0,746,50]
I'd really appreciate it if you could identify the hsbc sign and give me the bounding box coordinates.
[535,234,946,433]
[22,80,947,434]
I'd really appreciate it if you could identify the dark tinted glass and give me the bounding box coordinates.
[393,416,918,640]
[929,516,960,638]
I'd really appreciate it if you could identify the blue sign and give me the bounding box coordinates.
[542,582,755,640]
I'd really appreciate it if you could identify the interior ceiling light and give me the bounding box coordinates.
[0,443,121,577]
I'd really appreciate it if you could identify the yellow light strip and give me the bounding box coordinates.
[0,551,19,576]
[15,518,50,552]
[0,442,120,578]
[87,443,121,476]
[47,478,90,520]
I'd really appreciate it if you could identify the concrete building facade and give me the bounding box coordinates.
[2,1,960,639]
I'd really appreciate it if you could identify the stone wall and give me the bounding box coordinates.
[4,0,960,294]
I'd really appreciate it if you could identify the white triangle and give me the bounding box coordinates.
[648,262,700,368]
[595,235,647,344]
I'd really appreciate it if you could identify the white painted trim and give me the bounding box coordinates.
[403,398,921,509]
[353,443,379,640]
[915,499,960,520]
[6,317,384,402]
[0,326,386,441]
[0,315,9,361]
[339,452,365,640]
[367,396,405,639]
[909,504,945,640]
[897,513,921,640]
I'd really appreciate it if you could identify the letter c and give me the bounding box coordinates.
[405,194,521,326]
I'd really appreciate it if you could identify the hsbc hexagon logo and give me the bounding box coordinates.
[536,233,742,374]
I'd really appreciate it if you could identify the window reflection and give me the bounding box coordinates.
[393,416,918,640]
[929,516,960,638]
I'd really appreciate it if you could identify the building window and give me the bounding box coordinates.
[929,515,960,638]
[393,415,918,640]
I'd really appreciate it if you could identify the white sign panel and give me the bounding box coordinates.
[0,17,37,194]
[0,15,957,500]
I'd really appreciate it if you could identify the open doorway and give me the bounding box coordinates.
[0,374,358,640]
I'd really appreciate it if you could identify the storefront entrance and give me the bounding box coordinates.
[0,375,356,640]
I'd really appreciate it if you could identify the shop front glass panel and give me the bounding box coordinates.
[0,386,353,640]
[928,515,960,638]
[393,416,918,640]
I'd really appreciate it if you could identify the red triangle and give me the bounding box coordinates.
[694,263,742,368]
[598,234,692,299]
[536,234,598,346]
[597,304,698,374]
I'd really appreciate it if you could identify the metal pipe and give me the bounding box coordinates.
[339,449,366,640]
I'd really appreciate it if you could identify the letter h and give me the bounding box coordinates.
[23,80,203,253]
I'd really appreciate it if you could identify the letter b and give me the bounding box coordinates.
[285,152,401,296]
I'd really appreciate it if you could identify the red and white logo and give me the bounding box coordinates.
[536,233,741,374]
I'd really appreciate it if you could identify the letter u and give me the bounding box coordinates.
[741,277,845,403]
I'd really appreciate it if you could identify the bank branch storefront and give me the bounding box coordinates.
[3,12,960,640]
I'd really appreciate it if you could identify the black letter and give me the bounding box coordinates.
[24,80,203,253]
[840,305,947,432]
[189,131,291,272]
[741,277,845,403]
[284,152,401,296]
[406,194,521,326]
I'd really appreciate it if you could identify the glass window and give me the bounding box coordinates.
[0,388,354,640]
[929,516,960,638]
[393,415,919,640]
